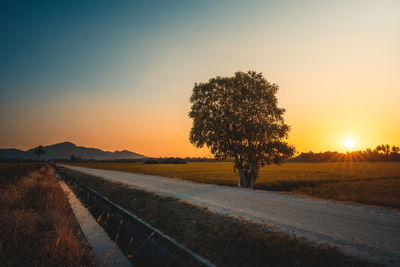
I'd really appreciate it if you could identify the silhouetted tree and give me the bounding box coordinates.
[384,144,391,155]
[33,145,46,161]
[189,71,295,188]
[291,145,400,162]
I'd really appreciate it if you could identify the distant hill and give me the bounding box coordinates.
[0,142,146,160]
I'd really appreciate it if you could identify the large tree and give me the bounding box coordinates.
[189,71,295,188]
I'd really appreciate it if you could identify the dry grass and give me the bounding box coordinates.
[57,167,374,267]
[0,162,43,186]
[0,164,96,266]
[295,178,400,208]
[67,162,400,208]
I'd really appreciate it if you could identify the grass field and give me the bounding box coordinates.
[0,163,96,266]
[67,162,400,208]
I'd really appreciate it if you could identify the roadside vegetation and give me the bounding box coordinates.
[0,163,96,266]
[0,162,42,186]
[56,166,373,267]
[66,161,400,208]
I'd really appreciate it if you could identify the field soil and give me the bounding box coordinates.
[60,164,400,266]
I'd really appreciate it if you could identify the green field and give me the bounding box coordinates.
[67,162,400,208]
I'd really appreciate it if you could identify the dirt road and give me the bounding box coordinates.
[60,165,400,266]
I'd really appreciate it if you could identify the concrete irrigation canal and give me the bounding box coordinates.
[58,179,131,267]
[56,170,214,267]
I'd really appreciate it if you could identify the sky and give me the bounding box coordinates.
[0,0,399,157]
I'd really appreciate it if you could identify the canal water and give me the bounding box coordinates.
[58,180,132,267]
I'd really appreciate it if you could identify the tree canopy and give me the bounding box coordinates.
[189,71,294,188]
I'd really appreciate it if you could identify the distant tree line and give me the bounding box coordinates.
[143,157,217,164]
[65,156,216,164]
[290,145,400,162]
[144,158,187,164]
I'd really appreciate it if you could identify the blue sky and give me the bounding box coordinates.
[1,1,205,95]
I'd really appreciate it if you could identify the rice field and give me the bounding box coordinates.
[67,162,400,208]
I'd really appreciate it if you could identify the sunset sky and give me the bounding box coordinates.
[1,0,399,157]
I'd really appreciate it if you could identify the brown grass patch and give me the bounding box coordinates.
[0,165,96,266]
[295,178,400,209]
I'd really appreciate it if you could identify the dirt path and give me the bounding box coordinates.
[60,165,400,266]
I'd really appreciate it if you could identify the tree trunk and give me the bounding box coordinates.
[247,174,255,188]
[237,163,258,188]
[238,168,246,188]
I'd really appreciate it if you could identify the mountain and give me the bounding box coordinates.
[0,149,28,159]
[0,142,146,160]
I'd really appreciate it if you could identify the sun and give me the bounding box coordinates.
[343,138,356,149]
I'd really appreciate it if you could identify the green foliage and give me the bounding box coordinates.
[189,71,294,187]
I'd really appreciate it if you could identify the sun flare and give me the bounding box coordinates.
[343,138,356,149]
